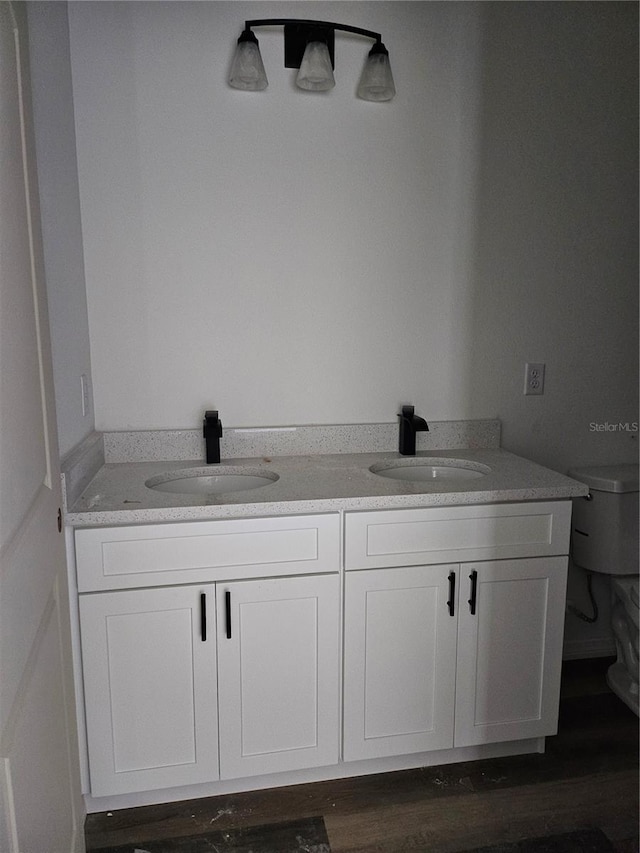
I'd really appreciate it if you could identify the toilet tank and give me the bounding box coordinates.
[568,464,639,576]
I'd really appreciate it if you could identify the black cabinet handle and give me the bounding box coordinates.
[447,571,456,616]
[200,592,207,641]
[468,570,478,615]
[225,590,232,639]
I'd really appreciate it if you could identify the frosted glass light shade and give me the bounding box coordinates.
[296,41,335,91]
[229,39,268,91]
[357,46,395,101]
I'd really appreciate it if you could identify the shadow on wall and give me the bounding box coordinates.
[463,2,639,474]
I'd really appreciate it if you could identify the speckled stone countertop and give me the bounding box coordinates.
[65,447,588,528]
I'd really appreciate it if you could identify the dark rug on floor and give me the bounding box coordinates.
[93,815,330,853]
[464,828,616,853]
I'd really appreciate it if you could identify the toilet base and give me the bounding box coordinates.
[607,578,639,717]
[606,661,639,716]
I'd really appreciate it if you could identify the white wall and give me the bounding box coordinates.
[67,1,483,431]
[27,2,94,460]
[65,1,637,459]
[467,2,638,475]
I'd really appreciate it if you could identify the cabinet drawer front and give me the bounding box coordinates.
[76,514,339,591]
[345,502,571,569]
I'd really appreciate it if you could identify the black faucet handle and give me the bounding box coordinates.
[203,410,223,437]
[399,404,415,419]
[203,410,216,435]
[203,410,223,463]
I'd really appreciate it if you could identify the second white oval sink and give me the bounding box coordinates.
[146,467,279,495]
[370,459,491,482]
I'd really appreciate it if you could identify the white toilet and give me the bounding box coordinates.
[568,463,639,715]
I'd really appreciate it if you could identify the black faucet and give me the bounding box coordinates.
[203,410,223,463]
[398,404,429,456]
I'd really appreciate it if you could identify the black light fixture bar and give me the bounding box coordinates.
[244,18,382,70]
[244,19,382,42]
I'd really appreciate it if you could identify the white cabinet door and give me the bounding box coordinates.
[79,585,219,796]
[454,557,568,747]
[217,574,340,779]
[343,565,458,761]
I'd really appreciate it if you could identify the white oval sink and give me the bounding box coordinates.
[370,458,491,482]
[146,467,279,495]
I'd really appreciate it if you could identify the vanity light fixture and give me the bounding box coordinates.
[228,19,395,101]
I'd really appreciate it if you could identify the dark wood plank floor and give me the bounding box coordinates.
[85,658,639,853]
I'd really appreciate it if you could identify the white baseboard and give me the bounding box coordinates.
[563,637,616,660]
[84,738,544,814]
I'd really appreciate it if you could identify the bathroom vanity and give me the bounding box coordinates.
[63,423,587,811]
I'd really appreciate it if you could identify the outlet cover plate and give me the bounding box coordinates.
[524,362,545,396]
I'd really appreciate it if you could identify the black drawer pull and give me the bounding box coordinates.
[225,590,232,639]
[447,571,456,617]
[200,592,207,641]
[469,570,478,615]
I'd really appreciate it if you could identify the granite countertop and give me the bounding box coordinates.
[65,447,588,527]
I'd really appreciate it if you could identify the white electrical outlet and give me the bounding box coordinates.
[80,373,90,417]
[524,362,545,396]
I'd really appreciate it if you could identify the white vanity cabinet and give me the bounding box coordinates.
[454,556,567,747]
[216,574,339,780]
[343,502,571,762]
[343,563,458,760]
[79,584,219,797]
[75,514,340,797]
[74,499,573,802]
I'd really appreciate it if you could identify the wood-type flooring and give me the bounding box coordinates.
[85,657,639,853]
